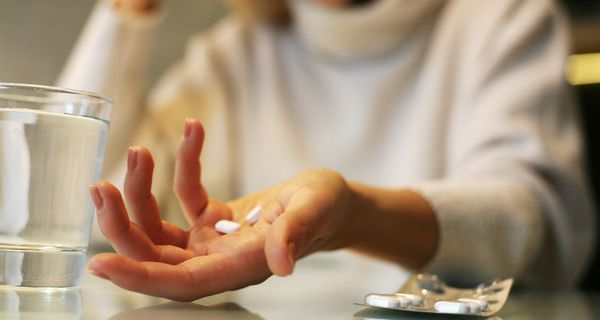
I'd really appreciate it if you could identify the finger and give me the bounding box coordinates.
[124,146,188,247]
[156,245,194,265]
[196,199,234,226]
[264,192,330,276]
[88,252,236,302]
[174,118,209,225]
[264,201,285,224]
[90,181,160,261]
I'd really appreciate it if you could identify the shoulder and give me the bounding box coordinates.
[186,16,251,58]
[166,15,287,91]
[147,16,251,105]
[181,16,252,82]
[443,0,561,28]
[439,0,567,57]
[427,0,569,96]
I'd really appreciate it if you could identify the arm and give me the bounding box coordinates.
[415,0,594,287]
[58,0,163,247]
[86,120,439,301]
[84,0,591,301]
[57,0,159,175]
[271,0,593,286]
[343,184,438,272]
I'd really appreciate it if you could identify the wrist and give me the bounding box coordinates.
[340,182,439,271]
[335,181,370,249]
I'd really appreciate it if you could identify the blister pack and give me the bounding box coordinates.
[360,274,513,316]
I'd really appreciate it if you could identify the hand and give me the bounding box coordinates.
[88,119,352,301]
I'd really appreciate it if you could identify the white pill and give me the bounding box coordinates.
[462,301,480,314]
[365,294,408,309]
[395,295,410,308]
[245,205,262,225]
[458,298,488,312]
[396,293,423,306]
[434,301,470,314]
[215,220,240,234]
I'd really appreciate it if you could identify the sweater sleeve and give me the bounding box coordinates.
[56,0,160,177]
[416,0,594,288]
[56,0,163,246]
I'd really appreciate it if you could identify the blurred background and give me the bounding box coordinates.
[0,0,598,87]
[1,0,600,286]
[0,0,227,85]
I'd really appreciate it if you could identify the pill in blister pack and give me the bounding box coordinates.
[458,297,488,312]
[358,273,513,317]
[364,293,424,309]
[365,294,406,309]
[434,300,471,314]
[396,293,422,306]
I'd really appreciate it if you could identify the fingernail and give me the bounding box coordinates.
[184,118,192,139]
[89,268,110,280]
[127,147,137,171]
[89,185,103,210]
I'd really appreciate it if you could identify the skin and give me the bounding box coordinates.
[91,0,438,302]
[89,119,438,301]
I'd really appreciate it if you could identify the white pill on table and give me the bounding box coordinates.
[215,220,240,234]
[458,298,488,312]
[434,300,470,314]
[396,293,423,306]
[245,205,262,225]
[365,294,408,309]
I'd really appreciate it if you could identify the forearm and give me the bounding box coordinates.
[57,0,157,95]
[57,0,159,173]
[342,182,439,271]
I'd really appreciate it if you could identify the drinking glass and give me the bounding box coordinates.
[0,83,111,288]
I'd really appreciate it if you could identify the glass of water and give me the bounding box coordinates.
[0,83,111,288]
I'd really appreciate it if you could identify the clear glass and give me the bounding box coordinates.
[0,83,111,288]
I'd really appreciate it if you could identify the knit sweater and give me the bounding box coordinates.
[59,0,594,289]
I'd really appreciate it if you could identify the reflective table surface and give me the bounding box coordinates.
[0,252,598,319]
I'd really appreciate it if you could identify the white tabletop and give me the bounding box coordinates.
[0,251,598,319]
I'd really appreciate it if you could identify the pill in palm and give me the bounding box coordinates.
[215,220,240,234]
[245,205,262,224]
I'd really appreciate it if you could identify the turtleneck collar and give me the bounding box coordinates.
[289,0,445,61]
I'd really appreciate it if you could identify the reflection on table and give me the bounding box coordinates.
[0,287,81,319]
[0,250,598,319]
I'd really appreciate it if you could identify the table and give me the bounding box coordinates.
[0,251,598,319]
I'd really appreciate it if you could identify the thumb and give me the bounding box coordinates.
[264,195,329,276]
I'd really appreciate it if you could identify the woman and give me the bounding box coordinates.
[60,0,594,301]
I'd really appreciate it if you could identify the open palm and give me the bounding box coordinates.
[88,119,350,301]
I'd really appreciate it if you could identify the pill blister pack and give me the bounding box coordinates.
[359,273,513,317]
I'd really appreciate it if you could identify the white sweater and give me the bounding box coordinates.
[60,0,594,289]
